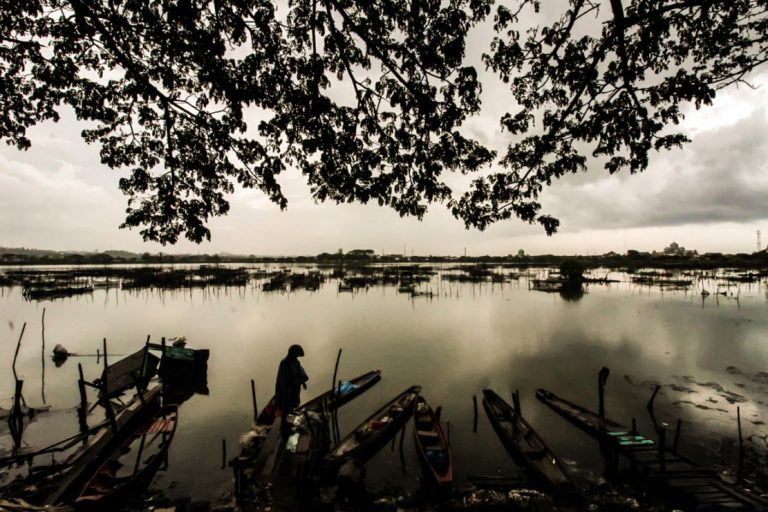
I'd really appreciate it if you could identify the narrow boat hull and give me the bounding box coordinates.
[483,389,578,497]
[74,405,179,511]
[325,385,421,466]
[413,396,452,488]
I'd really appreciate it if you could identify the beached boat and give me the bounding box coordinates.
[325,385,421,465]
[530,279,564,292]
[483,389,578,496]
[98,347,160,400]
[146,342,209,364]
[255,369,383,429]
[73,405,178,510]
[413,396,452,488]
[38,383,164,506]
[535,388,624,439]
[301,370,382,412]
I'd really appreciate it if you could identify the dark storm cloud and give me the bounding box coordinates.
[545,108,768,231]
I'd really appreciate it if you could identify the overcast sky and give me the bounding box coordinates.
[2,10,767,256]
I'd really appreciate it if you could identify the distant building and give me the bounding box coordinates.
[663,241,684,256]
[346,249,375,259]
[662,242,698,257]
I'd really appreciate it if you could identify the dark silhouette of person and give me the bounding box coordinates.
[275,344,308,435]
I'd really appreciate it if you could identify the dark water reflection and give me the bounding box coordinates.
[1,266,767,503]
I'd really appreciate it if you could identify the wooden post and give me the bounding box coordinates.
[102,338,117,433]
[658,427,666,472]
[10,379,24,449]
[673,419,682,453]
[132,434,147,473]
[647,385,660,411]
[12,322,26,382]
[512,390,521,416]
[251,379,258,422]
[737,406,744,483]
[333,408,341,445]
[77,363,89,435]
[472,395,478,433]
[41,308,46,405]
[141,335,150,379]
[631,417,637,435]
[598,367,610,418]
[130,372,146,405]
[331,348,342,395]
[222,438,227,469]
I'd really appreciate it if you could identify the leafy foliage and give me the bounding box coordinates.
[2,0,767,243]
[1,0,493,243]
[461,0,768,233]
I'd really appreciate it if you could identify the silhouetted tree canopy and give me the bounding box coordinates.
[2,0,767,243]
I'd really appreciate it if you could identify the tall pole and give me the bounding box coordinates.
[598,367,610,418]
[41,308,46,405]
[331,349,342,395]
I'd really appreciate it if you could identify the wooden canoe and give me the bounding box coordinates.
[325,385,421,466]
[483,389,578,497]
[535,388,624,440]
[300,370,382,413]
[98,347,159,400]
[413,396,452,488]
[43,383,164,505]
[256,369,383,428]
[73,404,178,510]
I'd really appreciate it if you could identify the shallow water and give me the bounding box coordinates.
[1,265,767,504]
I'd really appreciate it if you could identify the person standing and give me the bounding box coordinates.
[274,344,309,431]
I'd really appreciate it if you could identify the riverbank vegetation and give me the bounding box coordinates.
[3,247,768,271]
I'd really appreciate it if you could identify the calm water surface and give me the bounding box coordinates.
[1,266,767,503]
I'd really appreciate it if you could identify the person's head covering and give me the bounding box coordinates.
[288,344,304,358]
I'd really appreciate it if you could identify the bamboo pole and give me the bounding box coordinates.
[77,363,89,436]
[12,322,26,382]
[673,419,682,453]
[331,348,342,395]
[251,379,258,422]
[598,367,610,418]
[102,338,117,433]
[41,308,46,405]
[737,406,744,483]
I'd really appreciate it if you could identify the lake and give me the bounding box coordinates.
[1,264,766,507]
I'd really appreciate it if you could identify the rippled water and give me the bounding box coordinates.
[1,265,766,504]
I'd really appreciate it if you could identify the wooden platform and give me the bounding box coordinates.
[537,389,768,510]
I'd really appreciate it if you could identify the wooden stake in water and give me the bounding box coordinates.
[41,308,46,405]
[512,390,521,416]
[737,406,744,483]
[77,363,89,435]
[647,385,660,412]
[10,379,24,450]
[251,379,258,422]
[472,395,478,433]
[102,338,117,433]
[598,367,610,418]
[12,322,26,383]
[331,348,342,395]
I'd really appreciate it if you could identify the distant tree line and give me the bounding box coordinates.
[2,248,768,270]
